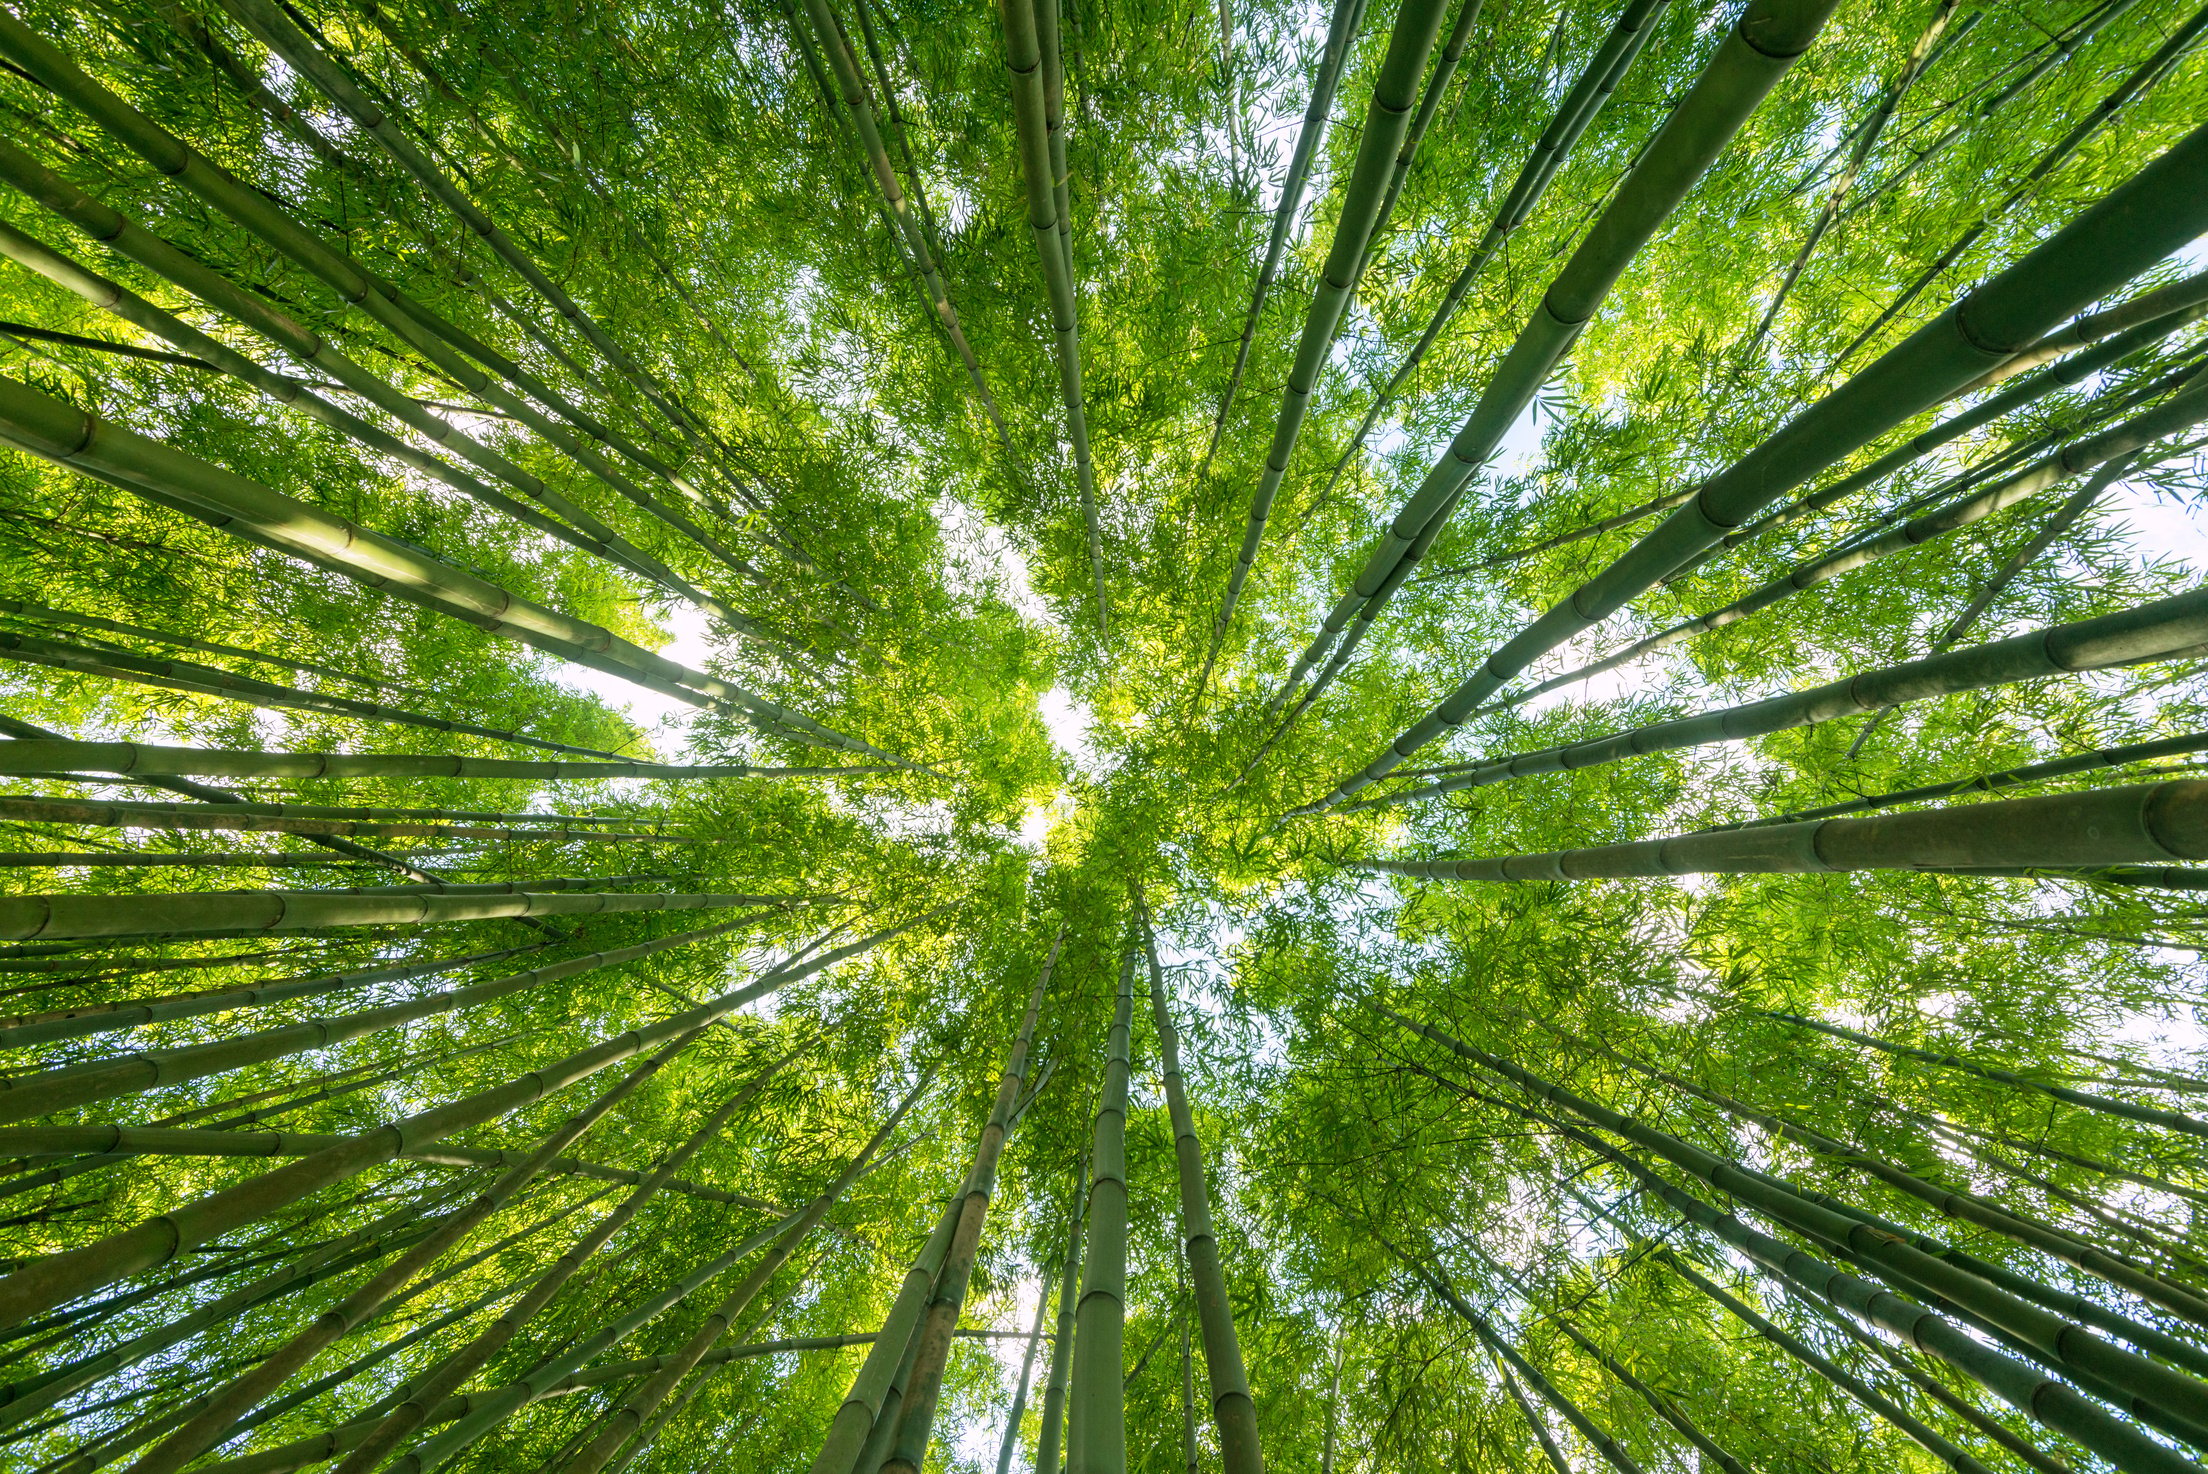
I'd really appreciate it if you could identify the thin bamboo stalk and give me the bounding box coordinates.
[1491,1363,1572,1474]
[1294,0,1669,567]
[806,1199,962,1474]
[1035,1163,1086,1474]
[116,1032,704,1474]
[1191,0,1452,699]
[320,1047,800,1474]
[1068,947,1135,1474]
[1202,0,1365,470]
[1544,1312,1751,1474]
[794,0,1018,459]
[1350,0,1484,295]
[0,598,423,702]
[995,1265,1054,1474]
[1340,584,2208,813]
[0,885,793,944]
[1000,0,1108,633]
[0,738,885,783]
[1306,118,2208,813]
[1140,919,1260,1474]
[0,914,921,1329]
[879,932,1060,1473]
[554,1076,930,1474]
[0,795,693,847]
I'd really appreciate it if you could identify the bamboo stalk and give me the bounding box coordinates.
[555,1076,930,1474]
[1034,1162,1086,1474]
[1069,946,1135,1474]
[879,931,1061,1474]
[1202,0,1366,469]
[1190,0,1452,700]
[0,794,695,847]
[1306,118,2208,814]
[321,1048,801,1474]
[994,1256,1054,1474]
[1140,918,1261,1474]
[1000,0,1108,633]
[0,738,885,783]
[0,913,917,1331]
[807,1196,962,1474]
[1340,583,2208,813]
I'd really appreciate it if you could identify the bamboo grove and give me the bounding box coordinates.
[0,0,2203,1468]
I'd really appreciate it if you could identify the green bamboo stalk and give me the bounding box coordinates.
[553,1075,930,1474]
[0,942,545,1050]
[0,11,782,589]
[879,931,1061,1474]
[1392,1011,2208,1461]
[1769,1009,2208,1142]
[1743,0,1961,352]
[0,369,903,763]
[0,913,786,1126]
[793,0,1018,460]
[1275,0,1837,725]
[0,628,632,759]
[116,1033,704,1474]
[1,783,668,833]
[1068,947,1135,1474]
[0,216,766,639]
[0,794,695,847]
[1351,780,2208,911]
[1572,1029,2208,1344]
[994,1264,1053,1474]
[0,738,885,783]
[1139,920,1260,1474]
[805,1196,961,1474]
[1665,295,2208,588]
[1657,1249,2008,1474]
[1350,0,1484,295]
[0,884,792,944]
[320,1048,801,1474]
[212,0,727,482]
[0,912,917,1329]
[0,598,424,702]
[1834,0,2208,367]
[1033,0,1072,283]
[1487,382,2206,716]
[1904,1103,2208,1209]
[1409,1267,1645,1474]
[0,1184,467,1435]
[1293,0,1669,572]
[1343,583,2208,813]
[1306,117,2208,814]
[1202,0,1365,468]
[1967,264,2208,394]
[999,0,1108,634]
[1491,1363,1572,1474]
[1192,0,1451,701]
[1034,1163,1086,1474]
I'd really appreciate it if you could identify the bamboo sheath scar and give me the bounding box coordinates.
[0,913,920,1329]
[1349,582,2208,811]
[1313,117,2208,812]
[0,739,877,782]
[0,915,778,1126]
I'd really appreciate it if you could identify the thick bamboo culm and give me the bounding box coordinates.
[1351,780,2208,886]
[1308,117,2208,813]
[1068,947,1136,1474]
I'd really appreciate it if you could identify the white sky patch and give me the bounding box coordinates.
[948,1276,1048,1473]
[1493,401,1546,478]
[547,601,714,754]
[1039,687,1098,773]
